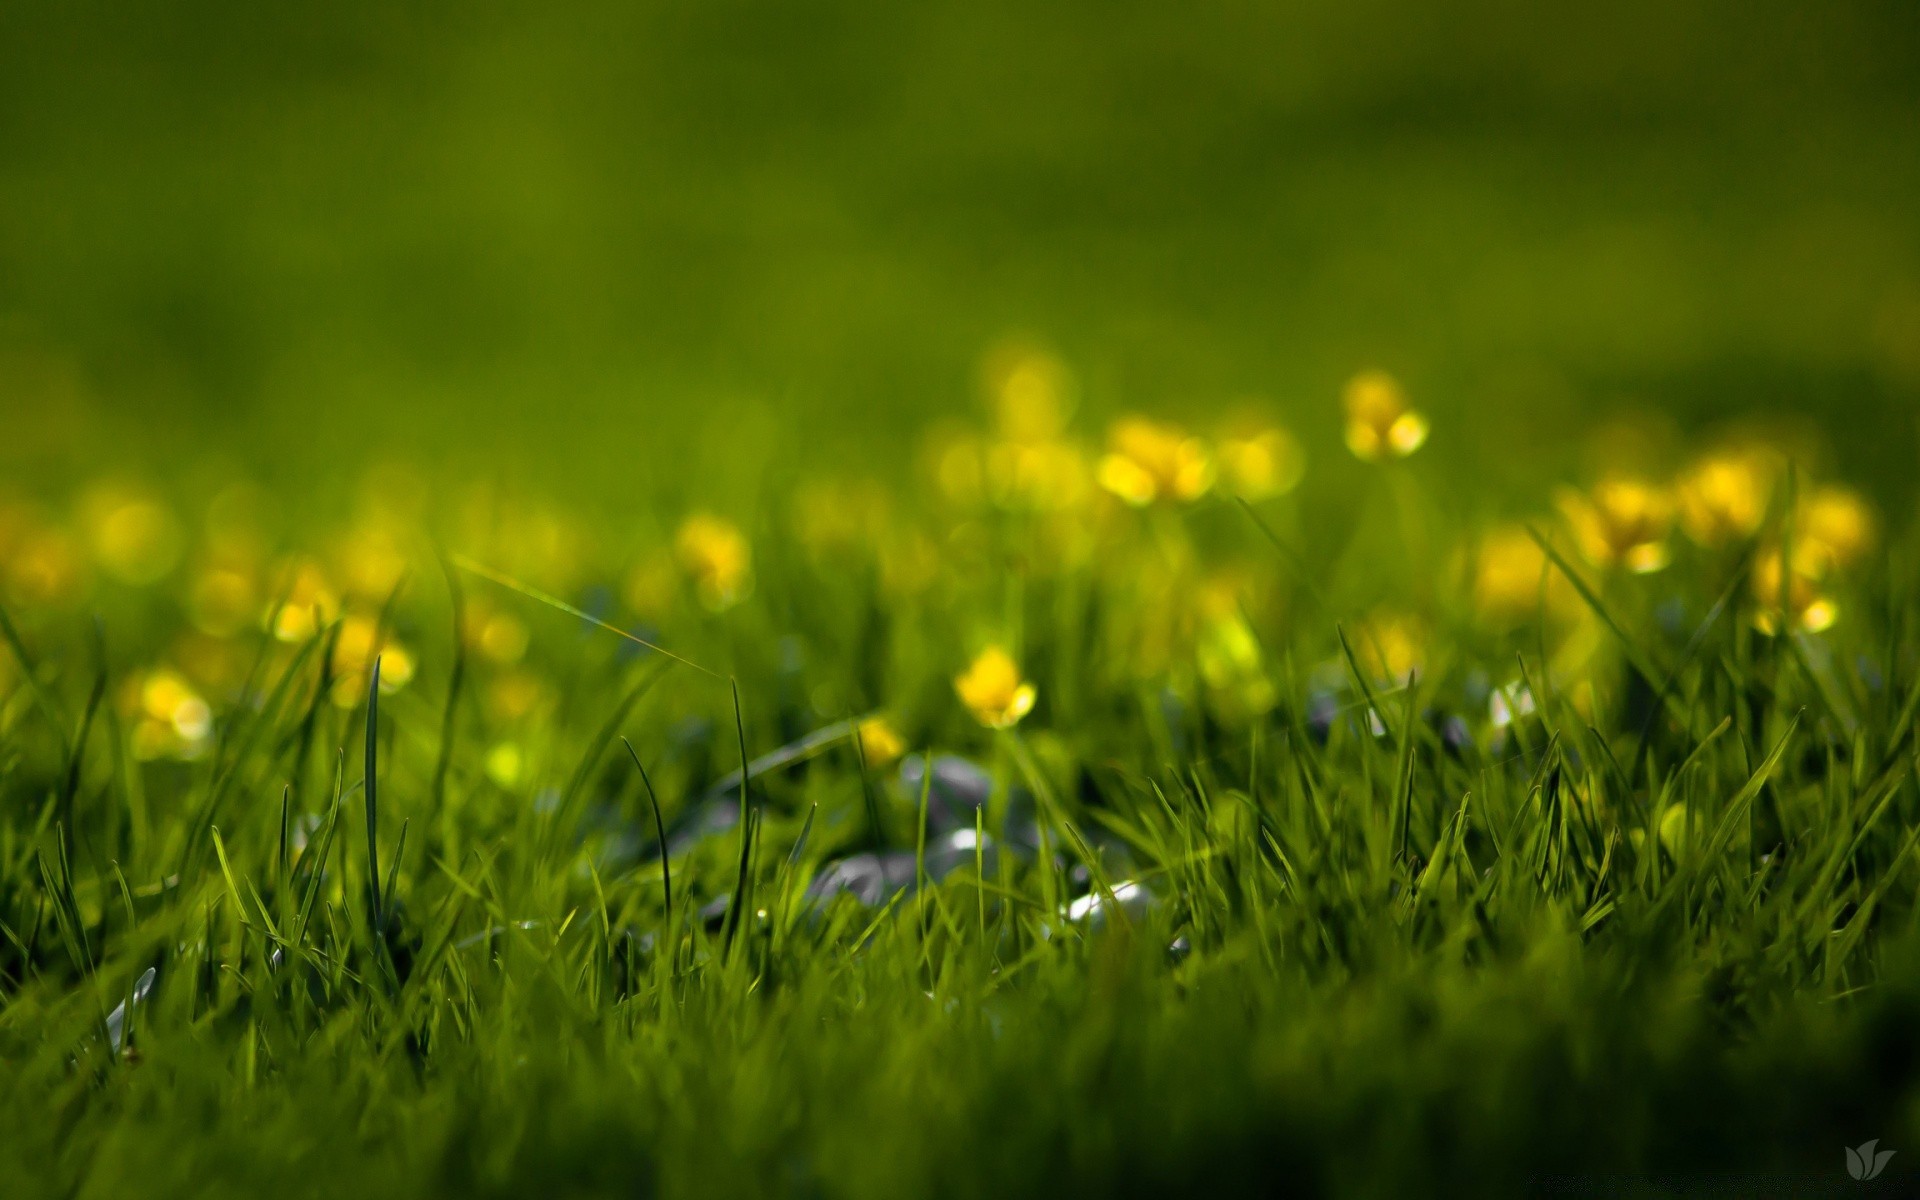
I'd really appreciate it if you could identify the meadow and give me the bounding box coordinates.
[4,2,1920,1196]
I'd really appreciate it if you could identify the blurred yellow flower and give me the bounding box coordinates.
[1096,417,1213,506]
[328,614,416,707]
[854,715,908,767]
[1675,448,1775,548]
[1216,424,1306,499]
[1342,371,1428,462]
[1798,484,1875,571]
[127,667,213,761]
[268,560,339,642]
[188,562,259,638]
[1751,546,1837,635]
[6,526,82,607]
[955,645,1036,729]
[1555,477,1673,574]
[986,440,1091,511]
[333,522,410,600]
[1470,524,1573,626]
[675,513,752,612]
[484,742,526,788]
[460,598,529,665]
[1196,608,1276,717]
[984,344,1072,444]
[487,671,552,723]
[1351,609,1426,684]
[84,491,183,586]
[623,556,680,621]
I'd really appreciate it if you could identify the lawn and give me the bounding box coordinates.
[3,3,1920,1196]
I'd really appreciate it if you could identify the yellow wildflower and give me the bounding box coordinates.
[1216,423,1306,499]
[127,668,213,761]
[675,514,752,612]
[623,556,680,621]
[461,598,530,665]
[1470,525,1573,626]
[484,742,526,788]
[854,715,908,767]
[1751,547,1837,635]
[1675,448,1775,548]
[1798,485,1875,571]
[328,614,416,707]
[983,343,1072,444]
[1342,371,1428,462]
[1351,609,1426,685]
[188,559,260,638]
[1196,608,1276,717]
[333,522,410,600]
[84,489,183,586]
[986,439,1091,511]
[486,671,552,722]
[1555,477,1673,574]
[1096,417,1213,506]
[268,560,340,642]
[955,646,1037,729]
[7,526,82,607]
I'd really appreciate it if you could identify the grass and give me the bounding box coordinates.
[0,403,1916,1198]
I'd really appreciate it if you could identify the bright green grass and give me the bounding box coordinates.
[2,475,1919,1199]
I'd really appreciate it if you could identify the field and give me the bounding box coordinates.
[4,3,1920,1196]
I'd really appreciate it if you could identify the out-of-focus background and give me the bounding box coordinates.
[4,0,1919,504]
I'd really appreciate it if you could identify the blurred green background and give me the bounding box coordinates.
[3,0,1919,503]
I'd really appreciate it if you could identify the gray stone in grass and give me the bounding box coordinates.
[897,755,1047,856]
[897,754,994,832]
[1059,879,1153,930]
[806,829,1000,908]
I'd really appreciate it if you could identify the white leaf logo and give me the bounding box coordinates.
[1847,1139,1894,1181]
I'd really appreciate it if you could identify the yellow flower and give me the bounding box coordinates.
[675,514,752,612]
[854,715,908,767]
[484,742,526,788]
[986,440,1091,511]
[1196,609,1276,717]
[1470,525,1574,626]
[983,344,1072,444]
[1555,477,1673,574]
[1798,485,1875,571]
[1342,371,1428,462]
[955,646,1037,729]
[623,556,680,620]
[1215,424,1306,499]
[328,615,416,707]
[127,668,213,761]
[83,490,183,586]
[6,526,82,607]
[188,560,260,638]
[1675,448,1776,548]
[333,522,410,600]
[1751,546,1837,635]
[486,671,552,722]
[1096,417,1213,506]
[1351,609,1426,685]
[268,560,340,642]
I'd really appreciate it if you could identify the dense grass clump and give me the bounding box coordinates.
[0,374,1916,1197]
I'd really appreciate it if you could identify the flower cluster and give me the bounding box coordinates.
[0,347,1884,769]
